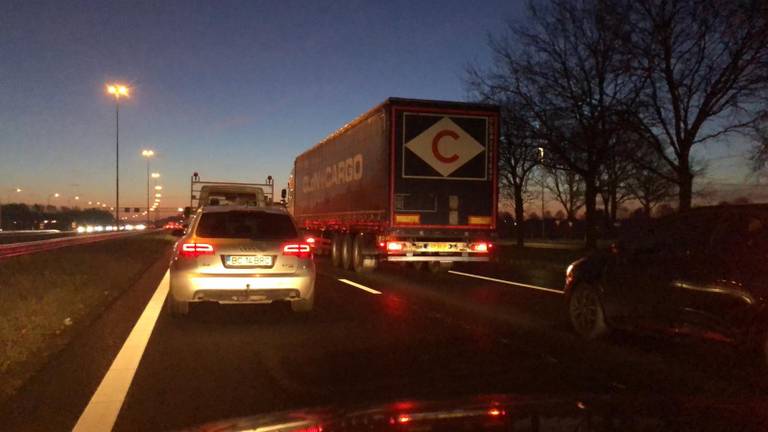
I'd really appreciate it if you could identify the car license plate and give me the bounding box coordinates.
[226,255,272,267]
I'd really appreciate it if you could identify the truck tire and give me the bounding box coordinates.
[428,261,453,274]
[165,293,189,317]
[331,234,342,268]
[411,262,425,271]
[352,235,376,273]
[341,234,353,270]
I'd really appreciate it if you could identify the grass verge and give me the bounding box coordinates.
[0,233,174,404]
[495,245,589,273]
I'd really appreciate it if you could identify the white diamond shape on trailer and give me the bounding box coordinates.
[404,117,484,177]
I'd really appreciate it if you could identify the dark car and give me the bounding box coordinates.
[565,205,768,364]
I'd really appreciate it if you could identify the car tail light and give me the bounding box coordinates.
[179,242,214,257]
[470,242,490,252]
[386,241,404,251]
[305,236,316,248]
[282,242,312,258]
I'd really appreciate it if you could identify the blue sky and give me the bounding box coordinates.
[0,0,760,212]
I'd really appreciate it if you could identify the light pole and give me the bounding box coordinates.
[0,187,22,231]
[142,149,155,226]
[538,147,546,239]
[106,83,129,225]
[47,192,60,208]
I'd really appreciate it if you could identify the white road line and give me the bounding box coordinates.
[448,270,563,295]
[338,278,382,295]
[73,270,170,432]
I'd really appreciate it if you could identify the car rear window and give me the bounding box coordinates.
[195,211,297,239]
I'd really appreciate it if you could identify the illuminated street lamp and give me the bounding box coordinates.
[47,192,60,207]
[154,185,163,191]
[155,193,162,198]
[106,82,130,225]
[0,187,22,231]
[141,149,155,226]
[151,172,160,179]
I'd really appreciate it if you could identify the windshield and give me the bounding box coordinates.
[196,211,297,239]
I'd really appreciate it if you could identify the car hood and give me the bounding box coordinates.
[178,394,768,432]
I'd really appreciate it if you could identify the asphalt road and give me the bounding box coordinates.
[2,256,766,431]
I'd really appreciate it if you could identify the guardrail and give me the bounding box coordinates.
[0,230,157,259]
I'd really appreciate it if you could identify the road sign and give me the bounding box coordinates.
[402,114,487,179]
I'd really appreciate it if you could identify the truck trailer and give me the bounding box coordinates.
[293,98,499,273]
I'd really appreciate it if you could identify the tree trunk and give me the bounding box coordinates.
[584,176,598,250]
[678,170,693,212]
[514,185,525,247]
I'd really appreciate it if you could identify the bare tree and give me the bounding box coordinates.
[544,167,584,221]
[492,0,642,248]
[627,0,768,211]
[625,148,676,215]
[466,74,541,247]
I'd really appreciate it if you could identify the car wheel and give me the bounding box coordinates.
[568,283,609,339]
[165,293,189,317]
[428,261,453,274]
[331,234,342,268]
[291,293,314,312]
[341,234,353,270]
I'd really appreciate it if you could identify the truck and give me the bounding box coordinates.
[292,97,499,273]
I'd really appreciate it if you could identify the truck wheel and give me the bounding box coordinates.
[411,262,425,271]
[341,234,353,270]
[331,234,342,267]
[352,235,376,273]
[428,261,453,274]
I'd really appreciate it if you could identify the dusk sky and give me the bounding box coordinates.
[1,0,761,212]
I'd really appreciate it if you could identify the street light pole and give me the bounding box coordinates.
[0,187,22,231]
[142,150,155,226]
[106,83,129,226]
[538,147,546,239]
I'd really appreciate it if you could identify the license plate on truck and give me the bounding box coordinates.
[226,255,273,267]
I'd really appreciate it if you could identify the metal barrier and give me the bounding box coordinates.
[0,230,157,259]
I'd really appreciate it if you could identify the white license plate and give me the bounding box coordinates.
[226,255,273,267]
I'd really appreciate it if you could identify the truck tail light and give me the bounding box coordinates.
[282,242,312,258]
[386,241,404,251]
[180,242,214,257]
[470,242,490,253]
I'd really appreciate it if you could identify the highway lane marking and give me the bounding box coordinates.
[73,270,170,432]
[448,270,563,295]
[338,278,382,295]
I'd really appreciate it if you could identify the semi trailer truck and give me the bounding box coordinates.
[292,98,499,273]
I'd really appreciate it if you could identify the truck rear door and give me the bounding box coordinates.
[390,105,498,231]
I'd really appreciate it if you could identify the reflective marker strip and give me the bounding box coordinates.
[73,271,170,432]
[448,270,563,295]
[338,278,382,295]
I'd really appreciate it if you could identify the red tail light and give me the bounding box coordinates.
[470,242,490,253]
[386,241,404,251]
[305,236,316,248]
[180,242,214,257]
[282,242,312,258]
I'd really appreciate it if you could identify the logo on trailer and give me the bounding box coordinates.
[402,115,487,179]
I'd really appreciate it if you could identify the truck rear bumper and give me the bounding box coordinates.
[386,256,489,262]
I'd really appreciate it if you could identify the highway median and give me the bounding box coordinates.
[0,232,174,405]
